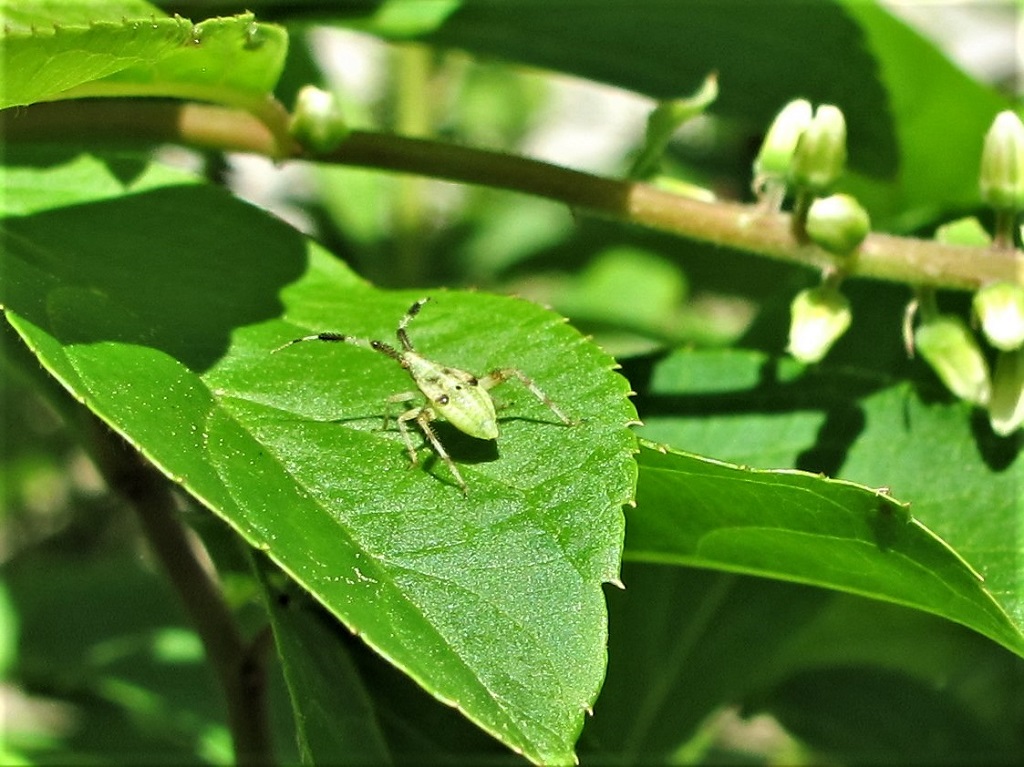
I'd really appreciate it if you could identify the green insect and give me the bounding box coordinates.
[275,298,576,494]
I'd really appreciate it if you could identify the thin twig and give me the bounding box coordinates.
[2,100,1021,290]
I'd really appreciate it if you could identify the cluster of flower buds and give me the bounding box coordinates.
[978,112,1024,433]
[914,288,1024,436]
[754,100,869,241]
[907,217,993,408]
[755,100,872,364]
[771,105,1024,435]
[909,111,1024,434]
[907,109,1024,435]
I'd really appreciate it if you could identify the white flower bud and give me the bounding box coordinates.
[980,110,1024,211]
[787,286,852,363]
[805,194,870,255]
[989,348,1024,435]
[789,104,847,195]
[974,282,1024,351]
[914,315,991,405]
[753,99,813,201]
[290,86,348,152]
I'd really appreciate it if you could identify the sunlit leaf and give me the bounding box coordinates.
[0,153,637,764]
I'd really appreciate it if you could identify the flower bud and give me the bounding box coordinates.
[787,285,852,363]
[914,315,991,405]
[789,104,847,195]
[973,281,1024,351]
[979,110,1024,211]
[935,216,992,247]
[805,193,870,255]
[290,86,348,152]
[753,99,813,198]
[989,348,1024,435]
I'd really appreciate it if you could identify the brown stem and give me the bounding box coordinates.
[81,418,275,766]
[2,99,1021,290]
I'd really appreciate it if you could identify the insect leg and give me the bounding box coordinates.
[480,368,577,425]
[409,407,468,495]
[385,391,420,430]
[395,406,425,467]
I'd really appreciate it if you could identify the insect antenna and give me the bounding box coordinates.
[397,297,430,351]
[274,332,401,361]
[370,340,402,362]
[272,332,347,353]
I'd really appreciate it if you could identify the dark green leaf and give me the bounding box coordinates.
[584,564,1024,763]
[0,153,637,764]
[632,348,1024,659]
[837,1,1010,227]
[386,0,897,177]
[257,560,393,765]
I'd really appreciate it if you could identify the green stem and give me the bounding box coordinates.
[3,100,1022,291]
[993,208,1018,250]
[917,287,940,319]
[790,189,813,241]
[391,43,434,286]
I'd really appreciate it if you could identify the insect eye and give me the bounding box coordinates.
[437,395,450,405]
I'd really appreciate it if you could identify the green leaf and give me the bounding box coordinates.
[0,3,287,116]
[380,0,897,177]
[584,565,1023,762]
[0,0,159,27]
[584,566,833,761]
[256,559,392,765]
[0,152,637,764]
[555,245,688,341]
[755,590,1024,761]
[836,1,1010,227]
[632,347,1024,659]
